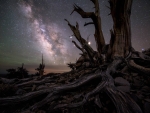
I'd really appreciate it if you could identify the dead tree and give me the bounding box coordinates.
[0,0,150,113]
[35,54,45,76]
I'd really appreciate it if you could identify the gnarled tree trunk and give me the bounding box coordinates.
[108,0,132,58]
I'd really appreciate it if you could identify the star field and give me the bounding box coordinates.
[0,0,150,74]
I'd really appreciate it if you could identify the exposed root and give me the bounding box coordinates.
[105,86,143,113]
[47,58,143,113]
[54,73,107,109]
[0,57,149,113]
[28,70,102,111]
[52,58,143,113]
[0,88,52,106]
[127,59,150,75]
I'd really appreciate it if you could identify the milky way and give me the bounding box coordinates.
[0,0,150,74]
[19,0,71,64]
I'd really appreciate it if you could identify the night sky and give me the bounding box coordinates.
[0,0,150,74]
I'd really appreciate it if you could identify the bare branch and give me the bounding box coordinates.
[64,19,70,24]
[84,22,94,26]
[105,5,110,9]
[71,4,94,18]
[90,0,106,53]
[91,0,99,15]
[76,22,79,29]
[65,19,96,62]
[90,0,96,4]
[69,0,105,54]
[65,19,86,45]
[72,41,84,53]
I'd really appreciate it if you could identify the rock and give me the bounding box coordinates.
[115,77,130,86]
[117,86,130,92]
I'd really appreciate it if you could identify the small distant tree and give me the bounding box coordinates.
[16,63,28,78]
[35,64,45,76]
[35,54,45,76]
[6,63,28,79]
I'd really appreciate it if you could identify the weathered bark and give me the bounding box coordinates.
[109,0,132,58]
[127,59,150,75]
[106,29,115,60]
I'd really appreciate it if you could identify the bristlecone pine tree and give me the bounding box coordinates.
[0,0,150,113]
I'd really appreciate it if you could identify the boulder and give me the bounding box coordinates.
[117,86,130,92]
[115,77,130,86]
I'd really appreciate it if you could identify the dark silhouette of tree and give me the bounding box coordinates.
[16,63,28,78]
[6,63,28,79]
[35,54,45,76]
